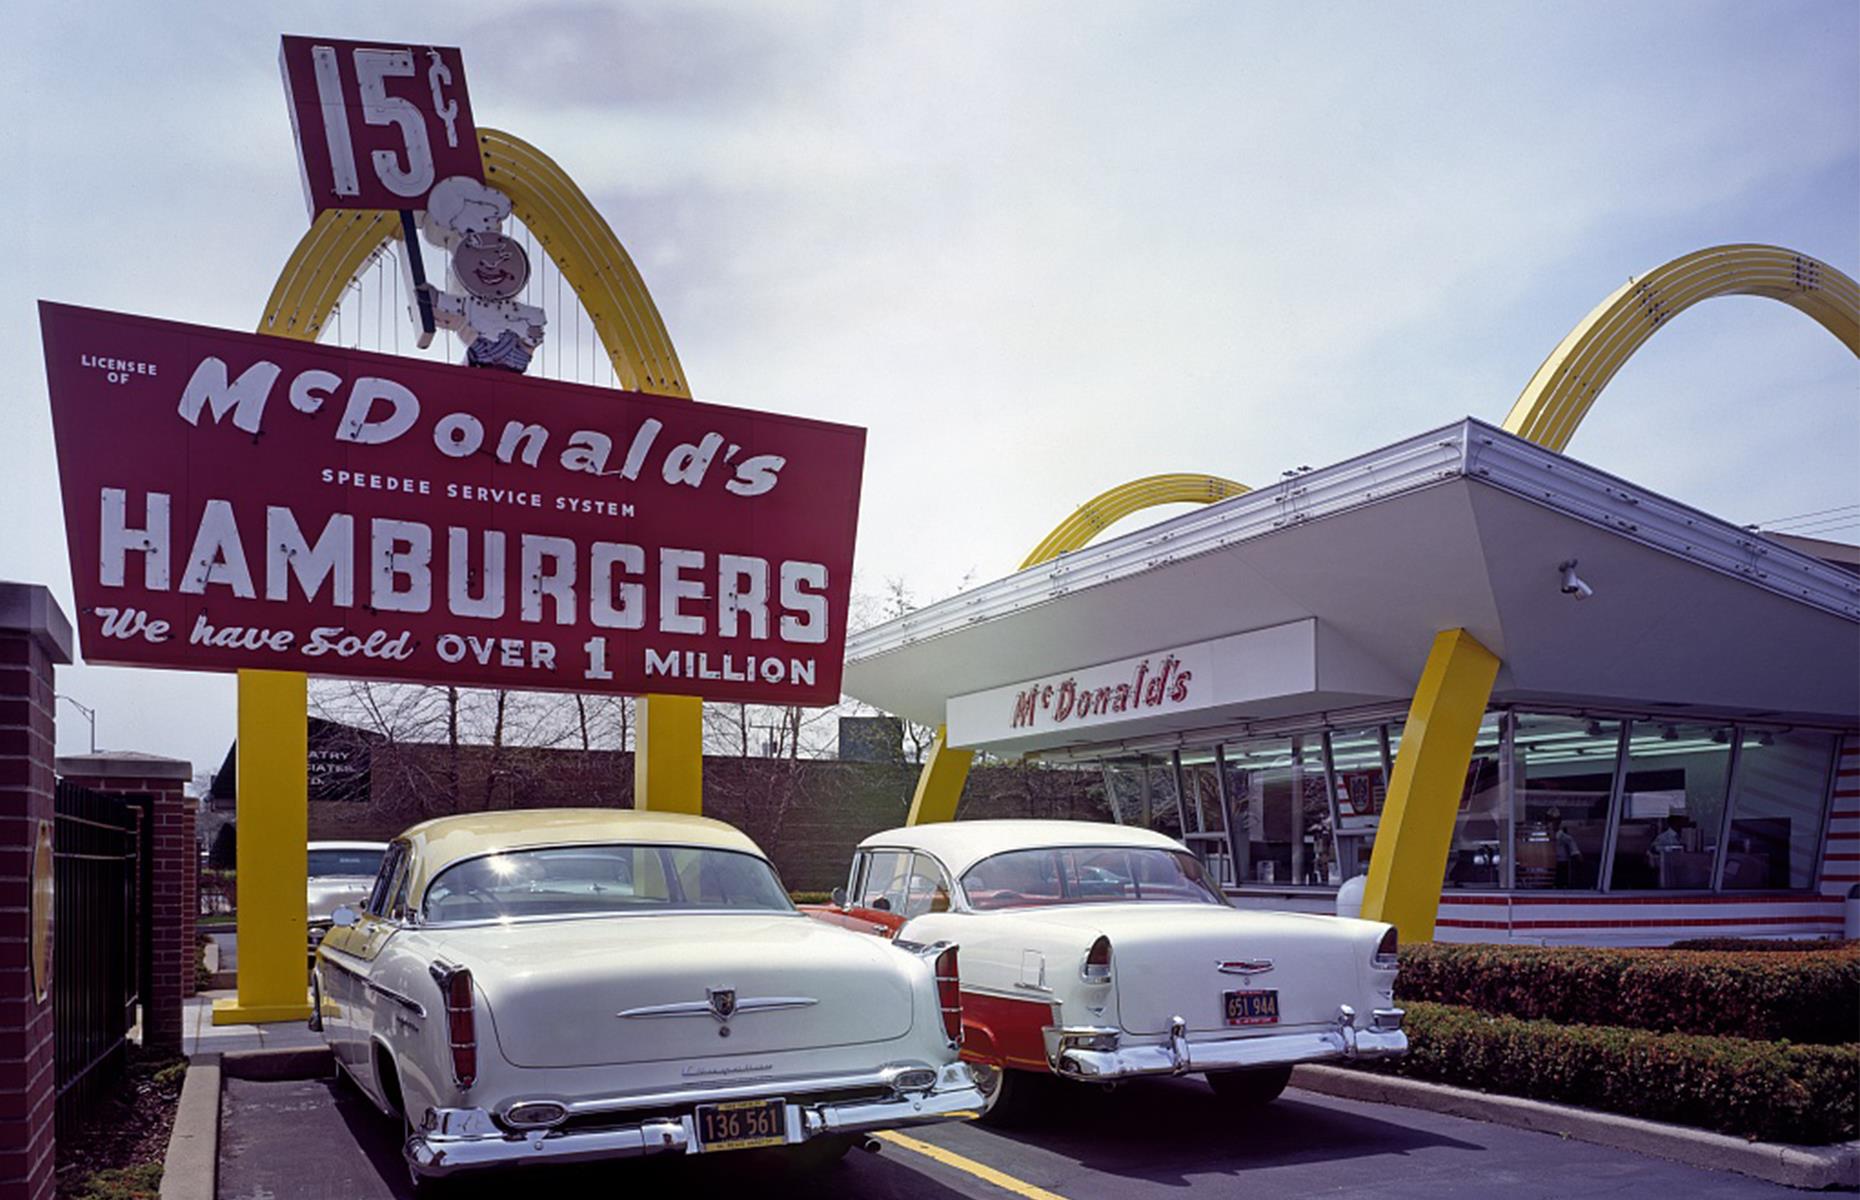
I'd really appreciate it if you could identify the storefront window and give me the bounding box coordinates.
[1441,713,1506,889]
[1510,714,1620,890]
[1611,721,1734,890]
[1175,752,1235,886]
[1099,756,1185,838]
[1325,725,1387,883]
[1723,729,1836,890]
[1222,736,1331,886]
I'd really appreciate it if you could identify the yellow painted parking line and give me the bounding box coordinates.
[874,1130,1070,1200]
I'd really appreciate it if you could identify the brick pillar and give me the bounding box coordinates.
[56,753,193,1055]
[0,584,73,1200]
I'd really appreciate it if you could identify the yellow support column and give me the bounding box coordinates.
[634,694,704,814]
[213,669,311,1024]
[1360,629,1501,944]
[905,728,975,825]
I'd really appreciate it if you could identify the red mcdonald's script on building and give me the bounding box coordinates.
[39,303,866,705]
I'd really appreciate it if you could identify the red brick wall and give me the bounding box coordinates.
[58,774,194,1054]
[0,629,59,1200]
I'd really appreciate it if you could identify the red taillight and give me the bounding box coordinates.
[933,946,962,1046]
[1373,927,1399,971]
[441,967,477,1089]
[1083,935,1112,982]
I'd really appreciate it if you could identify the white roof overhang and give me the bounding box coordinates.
[843,420,1860,753]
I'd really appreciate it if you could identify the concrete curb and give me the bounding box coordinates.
[1291,1065,1860,1192]
[220,1046,333,1082]
[158,1053,219,1200]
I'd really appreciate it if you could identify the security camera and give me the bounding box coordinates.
[1558,559,1593,600]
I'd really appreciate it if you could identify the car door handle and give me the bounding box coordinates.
[871,924,892,935]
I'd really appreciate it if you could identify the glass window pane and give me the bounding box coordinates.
[1724,730,1836,890]
[423,845,791,921]
[1223,736,1330,886]
[902,854,953,916]
[1326,725,1387,883]
[1443,713,1505,889]
[857,850,913,911]
[1511,714,1619,890]
[1174,750,1235,887]
[1612,721,1735,890]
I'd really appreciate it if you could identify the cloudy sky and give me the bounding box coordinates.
[6,0,1856,777]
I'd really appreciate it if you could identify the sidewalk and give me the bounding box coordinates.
[183,990,324,1058]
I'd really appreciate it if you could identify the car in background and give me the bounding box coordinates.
[809,819,1406,1121]
[312,809,983,1187]
[307,841,388,955]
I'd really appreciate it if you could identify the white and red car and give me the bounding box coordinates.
[809,819,1406,1118]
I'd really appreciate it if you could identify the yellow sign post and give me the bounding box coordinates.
[212,669,311,1024]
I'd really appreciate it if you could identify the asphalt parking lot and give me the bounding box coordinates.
[218,1071,1803,1200]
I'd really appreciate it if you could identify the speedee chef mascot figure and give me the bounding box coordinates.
[419,175,548,372]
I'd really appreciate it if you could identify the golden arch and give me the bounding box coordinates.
[1019,473,1251,569]
[222,127,702,1024]
[261,127,688,397]
[1503,244,1860,452]
[258,124,700,809]
[907,471,1250,825]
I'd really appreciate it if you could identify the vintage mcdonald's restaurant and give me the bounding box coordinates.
[842,249,1860,948]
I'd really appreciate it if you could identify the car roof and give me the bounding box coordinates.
[856,819,1187,878]
[401,808,768,905]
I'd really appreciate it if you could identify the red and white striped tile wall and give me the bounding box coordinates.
[1821,733,1860,898]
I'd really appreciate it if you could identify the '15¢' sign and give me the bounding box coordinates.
[279,34,483,218]
[39,303,866,706]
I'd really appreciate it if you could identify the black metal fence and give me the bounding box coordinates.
[53,779,148,1136]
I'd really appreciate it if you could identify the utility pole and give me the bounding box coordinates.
[56,694,97,753]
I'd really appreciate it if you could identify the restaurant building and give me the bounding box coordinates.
[841,419,1860,945]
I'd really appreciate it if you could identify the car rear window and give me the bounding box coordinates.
[423,844,794,924]
[307,848,385,878]
[961,847,1226,910]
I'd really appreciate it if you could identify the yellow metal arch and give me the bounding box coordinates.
[1504,244,1860,452]
[908,471,1250,826]
[1019,473,1252,569]
[260,127,689,396]
[226,126,702,1025]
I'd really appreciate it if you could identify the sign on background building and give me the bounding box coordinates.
[40,302,866,705]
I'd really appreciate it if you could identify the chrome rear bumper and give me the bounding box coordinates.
[404,1065,984,1178]
[1045,1005,1407,1081]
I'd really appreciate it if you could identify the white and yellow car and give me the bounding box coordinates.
[312,808,982,1186]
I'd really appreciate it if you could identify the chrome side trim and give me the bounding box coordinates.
[617,997,818,1020]
[367,981,426,1019]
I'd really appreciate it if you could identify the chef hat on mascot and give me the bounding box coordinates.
[422,176,512,250]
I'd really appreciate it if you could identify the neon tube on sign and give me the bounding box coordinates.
[40,303,866,703]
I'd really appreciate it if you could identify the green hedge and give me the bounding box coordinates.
[1395,942,1859,1044]
[1667,937,1856,954]
[1369,1002,1859,1144]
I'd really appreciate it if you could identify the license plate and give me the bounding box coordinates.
[694,1098,788,1152]
[1224,989,1280,1026]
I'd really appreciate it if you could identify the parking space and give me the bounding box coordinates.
[216,1071,1802,1199]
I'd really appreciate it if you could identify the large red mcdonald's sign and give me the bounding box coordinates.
[39,303,865,705]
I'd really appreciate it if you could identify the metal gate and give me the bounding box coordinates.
[53,779,149,1135]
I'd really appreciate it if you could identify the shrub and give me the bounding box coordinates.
[1666,937,1855,953]
[1396,942,1859,1044]
[1366,1002,1859,1144]
[789,890,833,905]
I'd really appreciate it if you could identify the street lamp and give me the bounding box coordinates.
[56,695,97,754]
